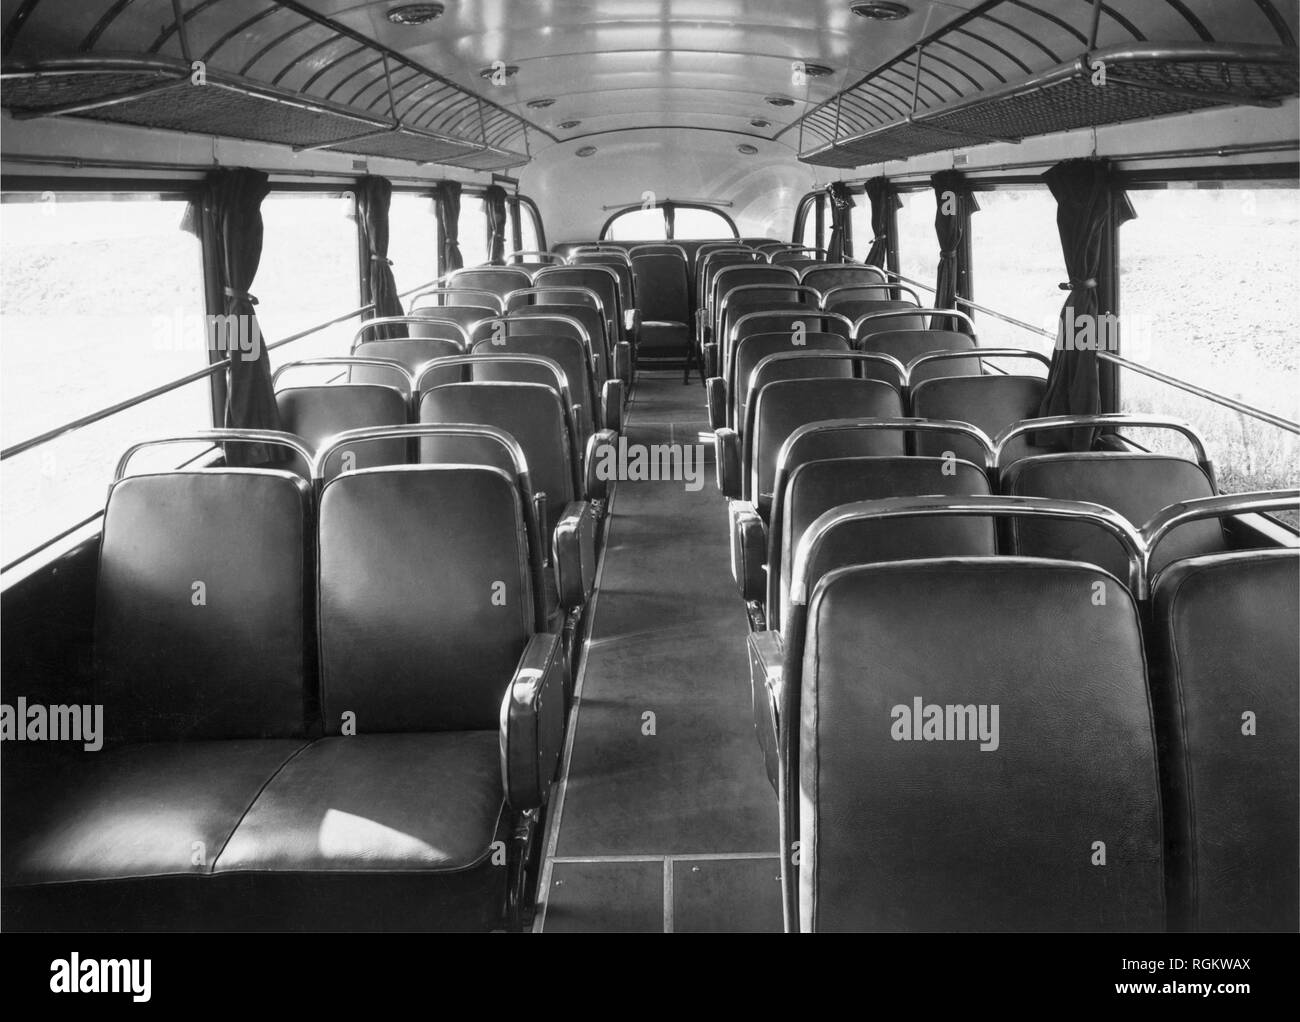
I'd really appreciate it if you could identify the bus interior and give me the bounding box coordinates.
[0,0,1297,943]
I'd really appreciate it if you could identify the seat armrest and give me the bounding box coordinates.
[747,629,785,790]
[703,341,718,379]
[729,500,767,602]
[500,632,569,810]
[614,341,633,387]
[584,429,617,501]
[553,500,597,609]
[715,427,741,498]
[601,379,624,434]
[706,376,727,431]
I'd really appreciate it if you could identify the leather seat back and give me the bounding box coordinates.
[420,381,575,534]
[857,329,980,386]
[409,305,496,340]
[829,299,922,327]
[700,252,760,313]
[801,265,886,293]
[447,268,533,302]
[1150,549,1299,932]
[775,456,992,628]
[276,385,408,479]
[1004,453,1223,578]
[632,252,690,323]
[713,265,800,320]
[732,332,849,430]
[911,375,1048,465]
[318,464,533,734]
[798,556,1164,930]
[535,266,624,342]
[741,353,857,443]
[95,470,311,741]
[508,304,610,380]
[748,377,904,512]
[353,338,462,393]
[569,253,634,311]
[469,333,597,441]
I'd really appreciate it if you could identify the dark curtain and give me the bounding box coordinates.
[206,167,284,466]
[357,175,406,339]
[826,181,855,262]
[863,176,897,268]
[1036,158,1136,451]
[931,170,978,333]
[436,180,463,272]
[485,184,509,265]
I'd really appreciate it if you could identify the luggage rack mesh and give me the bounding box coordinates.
[799,46,1300,168]
[1,59,531,171]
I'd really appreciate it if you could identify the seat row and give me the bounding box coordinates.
[705,278,1297,933]
[745,490,1297,932]
[3,431,580,930]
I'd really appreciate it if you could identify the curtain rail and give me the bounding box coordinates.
[893,272,1300,435]
[0,275,447,462]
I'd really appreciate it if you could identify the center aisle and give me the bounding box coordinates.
[533,371,783,932]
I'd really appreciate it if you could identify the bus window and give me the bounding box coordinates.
[673,205,737,240]
[969,186,1061,358]
[896,188,938,295]
[0,191,210,566]
[458,195,490,267]
[387,192,440,300]
[1119,183,1299,509]
[511,199,541,254]
[605,206,667,241]
[258,191,361,377]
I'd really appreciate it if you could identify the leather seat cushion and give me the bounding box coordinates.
[3,739,309,886]
[216,732,505,875]
[639,321,691,355]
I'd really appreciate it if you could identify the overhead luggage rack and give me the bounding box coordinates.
[0,0,544,171]
[797,43,1300,168]
[0,55,527,169]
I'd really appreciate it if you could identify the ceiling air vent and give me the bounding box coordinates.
[737,144,759,155]
[478,64,520,80]
[850,2,912,20]
[526,97,555,109]
[799,62,834,78]
[387,4,445,26]
[750,118,771,128]
[559,119,582,129]
[576,145,598,157]
[765,96,796,107]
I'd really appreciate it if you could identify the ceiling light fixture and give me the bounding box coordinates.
[478,63,520,80]
[526,97,555,109]
[800,62,834,78]
[559,119,582,129]
[386,4,444,26]
[737,144,759,155]
[576,145,597,157]
[765,95,796,107]
[849,2,912,20]
[750,117,771,128]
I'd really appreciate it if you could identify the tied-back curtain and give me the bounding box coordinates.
[1036,158,1136,452]
[931,170,978,333]
[863,176,897,268]
[485,184,509,265]
[206,167,284,466]
[826,181,855,262]
[357,175,406,339]
[436,180,463,272]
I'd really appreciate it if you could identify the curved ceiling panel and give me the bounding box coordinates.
[1,0,1296,172]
